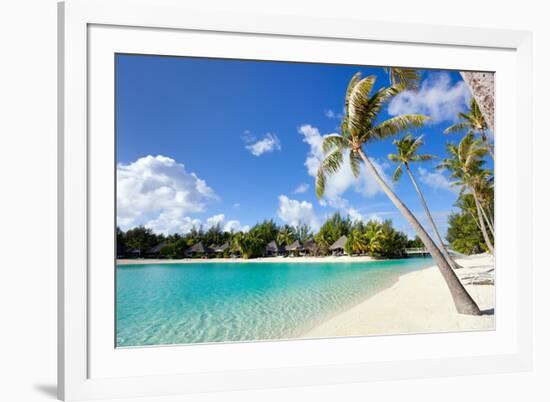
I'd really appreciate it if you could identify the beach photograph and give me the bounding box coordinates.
[115,55,495,347]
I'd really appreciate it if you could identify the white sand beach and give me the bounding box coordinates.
[116,255,377,265]
[302,254,495,338]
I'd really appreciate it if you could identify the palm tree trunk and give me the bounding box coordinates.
[460,72,495,133]
[480,130,495,160]
[358,149,481,315]
[472,190,495,254]
[469,210,482,231]
[479,201,495,238]
[404,164,461,269]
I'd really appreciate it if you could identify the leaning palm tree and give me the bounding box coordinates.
[445,98,494,159]
[317,72,481,315]
[388,134,460,269]
[439,133,494,254]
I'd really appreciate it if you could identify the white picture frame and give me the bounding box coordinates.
[58,0,533,400]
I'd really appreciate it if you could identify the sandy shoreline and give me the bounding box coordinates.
[117,255,378,265]
[302,254,495,338]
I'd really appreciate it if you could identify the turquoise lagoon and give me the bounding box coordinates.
[116,258,433,347]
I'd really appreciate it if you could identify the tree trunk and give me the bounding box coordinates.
[480,130,495,160]
[405,164,461,269]
[479,201,495,238]
[472,190,495,254]
[460,72,495,133]
[469,210,482,232]
[358,149,481,315]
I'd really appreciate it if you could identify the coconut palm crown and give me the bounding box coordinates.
[445,98,494,159]
[388,134,435,182]
[315,73,427,198]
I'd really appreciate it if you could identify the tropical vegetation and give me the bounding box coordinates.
[314,71,482,315]
[117,214,410,260]
[388,133,461,269]
[117,67,495,317]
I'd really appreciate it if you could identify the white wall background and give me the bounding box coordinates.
[0,0,547,401]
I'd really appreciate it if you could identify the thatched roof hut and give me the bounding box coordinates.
[285,240,303,252]
[188,241,209,255]
[303,239,319,255]
[146,242,166,255]
[265,240,281,255]
[212,242,229,253]
[329,235,348,251]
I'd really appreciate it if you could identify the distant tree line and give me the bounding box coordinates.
[117,212,420,260]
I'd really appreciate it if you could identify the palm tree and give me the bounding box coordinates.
[455,194,483,233]
[277,225,296,247]
[388,134,461,269]
[345,229,369,255]
[445,98,494,159]
[317,72,481,315]
[439,133,494,254]
[469,170,495,238]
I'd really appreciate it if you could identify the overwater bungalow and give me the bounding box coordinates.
[186,241,211,258]
[285,240,303,257]
[303,239,320,256]
[265,240,281,257]
[329,235,348,256]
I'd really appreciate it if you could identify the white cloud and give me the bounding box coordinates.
[117,155,219,233]
[325,109,336,119]
[417,167,458,193]
[347,208,383,224]
[233,203,240,209]
[293,183,310,194]
[205,213,249,233]
[298,124,392,208]
[325,109,344,120]
[145,210,202,235]
[224,220,250,233]
[347,207,364,222]
[367,214,383,223]
[241,130,256,144]
[205,214,225,227]
[245,133,281,156]
[277,195,320,230]
[387,73,471,123]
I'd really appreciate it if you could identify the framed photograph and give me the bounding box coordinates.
[58,0,533,400]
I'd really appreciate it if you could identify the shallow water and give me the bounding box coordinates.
[116,258,433,347]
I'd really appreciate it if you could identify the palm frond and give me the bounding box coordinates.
[444,122,469,134]
[347,75,377,137]
[344,72,362,113]
[315,150,344,198]
[388,67,420,91]
[315,168,327,199]
[349,149,362,178]
[369,114,428,140]
[387,153,400,163]
[392,164,403,182]
[322,134,347,154]
[412,154,436,162]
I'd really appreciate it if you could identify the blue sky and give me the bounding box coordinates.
[116,54,488,238]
